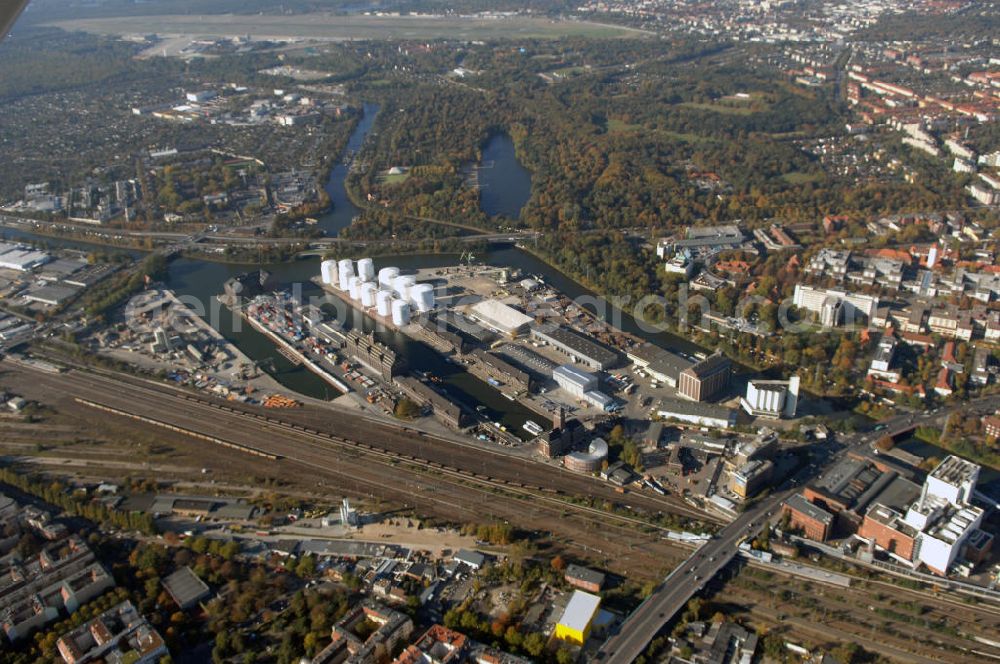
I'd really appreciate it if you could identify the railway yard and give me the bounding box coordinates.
[712,563,1000,663]
[3,357,1000,663]
[0,360,704,575]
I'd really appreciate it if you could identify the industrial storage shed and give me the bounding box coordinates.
[468,299,534,337]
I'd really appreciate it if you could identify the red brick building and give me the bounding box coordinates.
[857,504,917,561]
[564,564,606,593]
[782,493,834,541]
[983,414,1000,439]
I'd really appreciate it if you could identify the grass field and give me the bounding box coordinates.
[679,100,764,116]
[48,14,650,42]
[606,118,642,133]
[379,172,410,185]
[606,119,714,145]
[782,171,824,184]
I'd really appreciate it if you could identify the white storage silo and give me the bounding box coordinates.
[391,299,410,326]
[338,259,354,291]
[378,267,400,290]
[348,276,363,301]
[357,258,376,282]
[360,282,378,308]
[375,290,394,317]
[392,275,416,301]
[410,283,435,312]
[321,260,337,285]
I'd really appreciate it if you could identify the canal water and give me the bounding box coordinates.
[2,116,700,435]
[477,133,532,221]
[166,254,545,436]
[316,102,380,237]
[2,225,702,432]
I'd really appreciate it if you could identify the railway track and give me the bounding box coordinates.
[19,367,705,566]
[26,359,717,523]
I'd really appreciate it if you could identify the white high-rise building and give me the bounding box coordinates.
[901,456,985,576]
[922,455,979,507]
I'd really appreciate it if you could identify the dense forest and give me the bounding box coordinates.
[330,37,969,240]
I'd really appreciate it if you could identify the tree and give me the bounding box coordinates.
[875,435,895,452]
[556,647,576,664]
[295,554,317,579]
[303,632,318,655]
[394,398,422,420]
[523,632,546,657]
[504,625,523,649]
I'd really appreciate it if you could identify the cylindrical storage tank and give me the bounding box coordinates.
[360,282,378,308]
[378,267,400,290]
[392,275,416,301]
[375,290,394,317]
[391,299,410,327]
[321,260,337,285]
[409,283,435,312]
[348,276,363,301]
[338,259,354,291]
[357,258,375,282]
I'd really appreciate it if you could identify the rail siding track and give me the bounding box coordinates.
[74,398,280,460]
[43,366,710,537]
[114,386,691,533]
[26,352,719,520]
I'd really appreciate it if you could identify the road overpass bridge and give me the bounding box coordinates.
[594,494,783,662]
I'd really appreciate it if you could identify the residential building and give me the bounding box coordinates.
[394,625,466,664]
[315,602,414,664]
[792,284,878,326]
[2,563,114,642]
[56,600,167,664]
[984,413,1000,438]
[805,248,851,280]
[867,336,900,382]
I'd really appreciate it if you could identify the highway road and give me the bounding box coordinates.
[595,394,1000,662]
[0,214,540,249]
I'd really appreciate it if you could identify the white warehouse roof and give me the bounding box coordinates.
[0,243,50,271]
[468,299,533,335]
[558,590,601,633]
[553,364,597,390]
